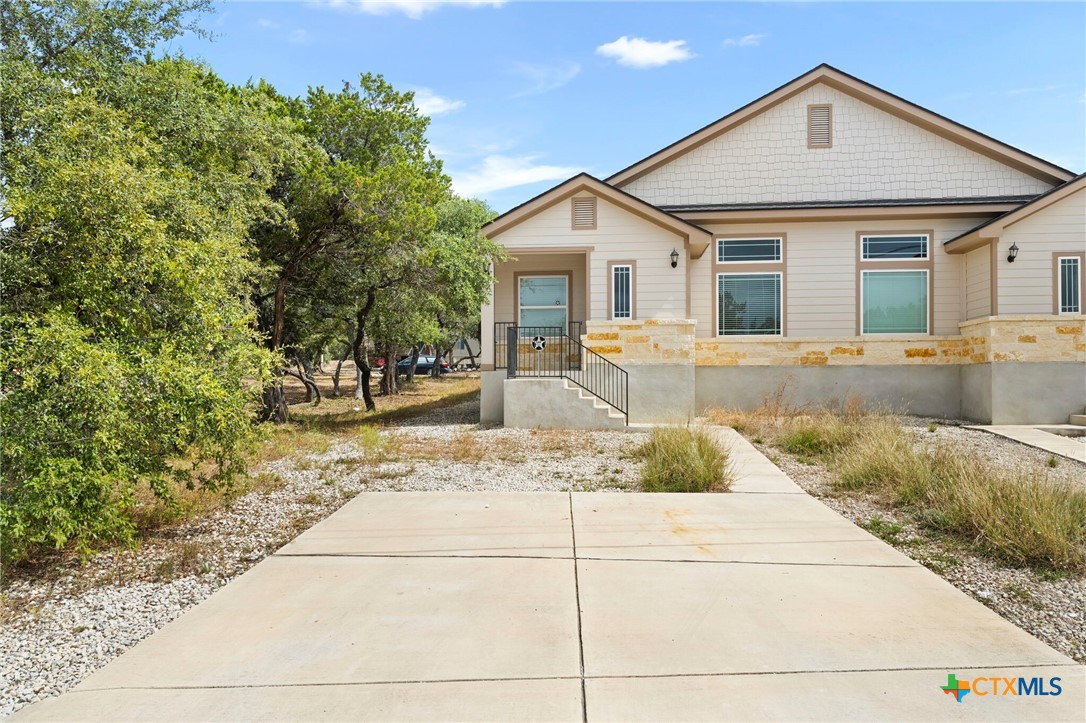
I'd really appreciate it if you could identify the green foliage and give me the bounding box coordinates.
[0,4,288,562]
[636,427,732,493]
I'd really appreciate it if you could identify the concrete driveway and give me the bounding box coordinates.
[13,430,1084,722]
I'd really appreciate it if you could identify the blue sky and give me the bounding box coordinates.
[177,1,1086,212]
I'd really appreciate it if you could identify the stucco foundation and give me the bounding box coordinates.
[480,371,506,425]
[625,364,694,424]
[694,365,963,419]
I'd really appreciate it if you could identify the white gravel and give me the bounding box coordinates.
[0,399,646,716]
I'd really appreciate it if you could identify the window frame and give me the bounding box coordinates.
[855,230,934,336]
[717,271,783,337]
[716,237,783,265]
[713,234,787,337]
[515,272,571,332]
[861,234,929,262]
[608,260,636,320]
[1054,252,1085,315]
[859,269,930,335]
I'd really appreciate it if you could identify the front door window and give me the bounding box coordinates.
[519,275,568,331]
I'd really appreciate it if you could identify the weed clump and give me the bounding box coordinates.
[636,426,732,493]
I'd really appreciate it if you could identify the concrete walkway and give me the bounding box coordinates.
[965,424,1086,463]
[13,430,1084,722]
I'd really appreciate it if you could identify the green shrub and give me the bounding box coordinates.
[636,426,732,493]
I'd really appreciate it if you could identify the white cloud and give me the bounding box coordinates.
[723,33,766,48]
[330,0,504,19]
[510,61,581,97]
[256,18,280,29]
[288,29,312,44]
[595,36,694,69]
[451,155,582,197]
[412,88,465,116]
[1006,84,1063,96]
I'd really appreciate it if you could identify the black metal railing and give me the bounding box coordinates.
[498,323,627,420]
[494,321,582,370]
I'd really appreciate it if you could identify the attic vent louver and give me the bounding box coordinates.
[572,197,597,229]
[807,104,832,148]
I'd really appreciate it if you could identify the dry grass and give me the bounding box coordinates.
[635,426,732,493]
[836,422,1086,571]
[391,429,487,463]
[709,392,1086,572]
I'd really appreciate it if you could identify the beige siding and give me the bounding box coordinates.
[997,187,1086,314]
[493,193,687,321]
[690,218,988,338]
[623,84,1052,206]
[963,245,992,320]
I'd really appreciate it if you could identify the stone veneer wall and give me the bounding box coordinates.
[583,316,1084,367]
[583,319,696,364]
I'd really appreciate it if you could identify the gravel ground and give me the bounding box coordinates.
[0,399,646,717]
[761,417,1086,664]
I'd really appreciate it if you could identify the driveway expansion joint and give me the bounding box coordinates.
[568,491,588,723]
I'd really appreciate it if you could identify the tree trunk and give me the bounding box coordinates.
[351,290,378,411]
[260,378,289,423]
[379,344,399,396]
[462,339,478,369]
[300,357,317,403]
[287,363,321,405]
[331,344,350,397]
[270,274,289,351]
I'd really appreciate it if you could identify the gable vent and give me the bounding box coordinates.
[807,104,832,148]
[572,196,597,230]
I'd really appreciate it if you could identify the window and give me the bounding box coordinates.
[1057,256,1081,314]
[518,275,568,331]
[611,263,633,319]
[571,197,596,229]
[807,104,832,148]
[861,270,928,334]
[862,234,928,260]
[718,273,782,336]
[717,237,781,263]
[858,232,931,335]
[715,235,785,336]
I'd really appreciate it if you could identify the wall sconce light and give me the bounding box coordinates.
[1007,242,1019,263]
[670,248,679,268]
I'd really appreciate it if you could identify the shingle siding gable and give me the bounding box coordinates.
[623,84,1053,207]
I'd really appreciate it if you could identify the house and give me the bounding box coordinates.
[478,65,1086,428]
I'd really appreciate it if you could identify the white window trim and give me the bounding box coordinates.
[518,274,568,327]
[716,271,783,337]
[860,268,929,335]
[1057,255,1081,314]
[860,233,930,262]
[716,237,783,265]
[611,264,633,319]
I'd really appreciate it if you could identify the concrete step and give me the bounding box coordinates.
[563,380,626,429]
[1070,414,1086,426]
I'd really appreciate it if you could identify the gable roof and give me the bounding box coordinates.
[482,173,713,255]
[943,173,1086,253]
[606,64,1076,189]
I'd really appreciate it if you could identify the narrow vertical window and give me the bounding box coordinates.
[611,264,632,319]
[1059,256,1081,314]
